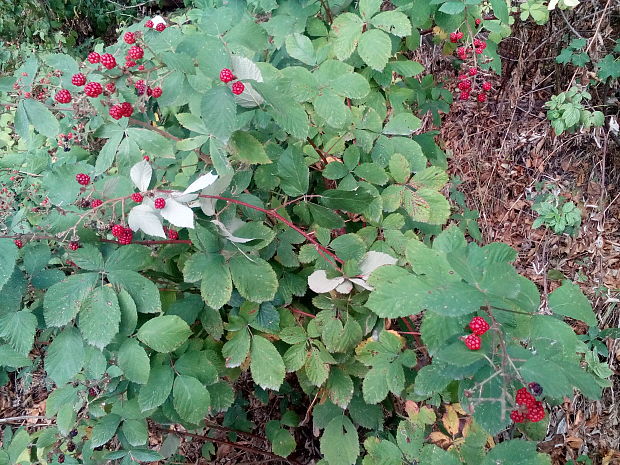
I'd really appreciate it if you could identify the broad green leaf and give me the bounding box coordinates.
[305,348,330,386]
[138,365,174,411]
[326,368,354,408]
[320,416,359,465]
[105,245,152,272]
[370,11,412,37]
[314,91,349,128]
[419,444,461,465]
[250,335,285,390]
[321,189,375,213]
[490,0,510,23]
[229,255,278,302]
[201,87,237,142]
[271,428,296,457]
[548,281,596,325]
[222,329,251,368]
[69,244,104,271]
[78,286,121,349]
[278,147,309,196]
[331,13,363,60]
[438,1,465,14]
[364,437,403,465]
[176,350,218,385]
[358,29,392,71]
[363,365,390,404]
[44,273,98,327]
[254,82,309,139]
[434,341,485,366]
[137,315,192,353]
[481,440,547,465]
[0,344,31,368]
[383,113,422,135]
[286,33,316,65]
[91,414,122,447]
[360,0,381,18]
[23,98,59,138]
[229,131,271,164]
[365,274,428,317]
[108,270,161,314]
[173,375,211,424]
[193,254,232,309]
[45,327,85,385]
[0,239,18,291]
[0,310,37,355]
[122,419,148,446]
[330,73,370,99]
[118,339,151,384]
[126,128,174,158]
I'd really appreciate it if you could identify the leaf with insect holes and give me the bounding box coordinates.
[160,198,194,228]
[130,160,152,192]
[308,270,346,293]
[183,172,218,195]
[128,204,166,238]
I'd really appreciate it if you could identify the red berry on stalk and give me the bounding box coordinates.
[127,45,144,60]
[118,228,133,245]
[109,104,123,120]
[84,82,103,98]
[105,82,116,93]
[154,197,166,209]
[143,155,150,161]
[72,73,86,86]
[468,316,490,335]
[111,224,125,238]
[166,228,179,240]
[458,79,472,91]
[120,102,133,117]
[449,32,459,43]
[526,401,545,422]
[475,18,482,25]
[87,52,100,63]
[125,59,137,68]
[510,410,526,423]
[90,199,103,208]
[477,93,487,103]
[482,81,492,91]
[155,23,166,32]
[145,19,154,28]
[124,31,136,44]
[68,241,80,251]
[459,91,470,101]
[58,454,65,464]
[151,86,162,98]
[456,31,464,40]
[54,89,72,104]
[231,81,245,95]
[14,239,23,249]
[138,64,145,71]
[468,67,478,76]
[131,192,143,203]
[475,47,484,55]
[474,38,487,49]
[464,334,481,350]
[135,79,146,95]
[219,68,235,83]
[76,173,91,185]
[515,387,537,407]
[101,53,117,69]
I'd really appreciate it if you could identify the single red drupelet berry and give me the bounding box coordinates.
[131,192,143,203]
[482,81,492,91]
[118,228,133,245]
[515,387,536,407]
[147,86,153,96]
[154,197,166,209]
[105,82,116,93]
[151,86,162,98]
[143,155,150,161]
[155,23,166,32]
[54,89,72,104]
[109,104,124,120]
[138,64,145,71]
[84,82,103,98]
[526,401,545,422]
[458,79,472,91]
[464,334,481,350]
[125,59,137,68]
[510,410,526,423]
[145,19,154,28]
[468,316,490,335]
[76,173,91,185]
[135,79,146,95]
[120,102,133,117]
[71,73,86,86]
[101,53,117,70]
[219,68,235,83]
[90,199,103,208]
[111,224,125,238]
[87,52,101,64]
[124,31,136,44]
[474,38,487,49]
[477,93,487,103]
[231,81,245,95]
[166,228,179,240]
[475,47,485,55]
[127,45,144,60]
[456,47,468,59]
[475,18,482,25]
[88,387,98,397]
[468,67,478,76]
[449,32,459,43]
[456,31,464,40]
[459,91,470,101]
[14,239,23,249]
[68,241,80,251]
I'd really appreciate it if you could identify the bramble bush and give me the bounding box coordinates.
[0,1,610,464]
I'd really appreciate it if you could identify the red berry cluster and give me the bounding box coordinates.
[109,102,134,120]
[14,239,23,248]
[131,192,143,203]
[100,53,117,70]
[219,68,245,95]
[154,197,166,209]
[111,224,134,245]
[510,386,545,423]
[463,316,490,350]
[164,227,179,240]
[84,82,103,98]
[75,173,91,186]
[449,31,464,43]
[90,199,103,208]
[456,70,492,102]
[54,89,72,104]
[71,73,86,86]
[68,241,80,251]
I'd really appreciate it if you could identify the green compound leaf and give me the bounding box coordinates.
[137,315,192,353]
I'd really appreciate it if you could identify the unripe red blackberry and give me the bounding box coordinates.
[127,45,144,60]
[120,102,133,117]
[219,68,235,83]
[124,31,136,44]
[105,82,116,93]
[155,23,166,32]
[76,173,91,185]
[14,239,23,248]
[510,410,526,423]
[154,197,166,209]
[125,59,137,68]
[464,334,481,350]
[458,79,472,91]
[90,199,103,208]
[151,86,162,98]
[55,89,72,104]
[109,104,124,120]
[87,52,100,63]
[477,93,487,103]
[138,64,145,71]
[71,73,86,86]
[468,67,478,76]
[143,155,150,161]
[449,32,459,43]
[101,53,117,70]
[131,192,143,203]
[84,82,103,98]
[482,81,492,91]
[231,81,245,95]
[166,228,179,240]
[458,91,470,101]
[526,401,545,422]
[118,228,133,245]
[145,20,154,28]
[111,224,125,238]
[475,18,482,25]
[68,241,80,251]
[468,316,490,335]
[135,79,146,95]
